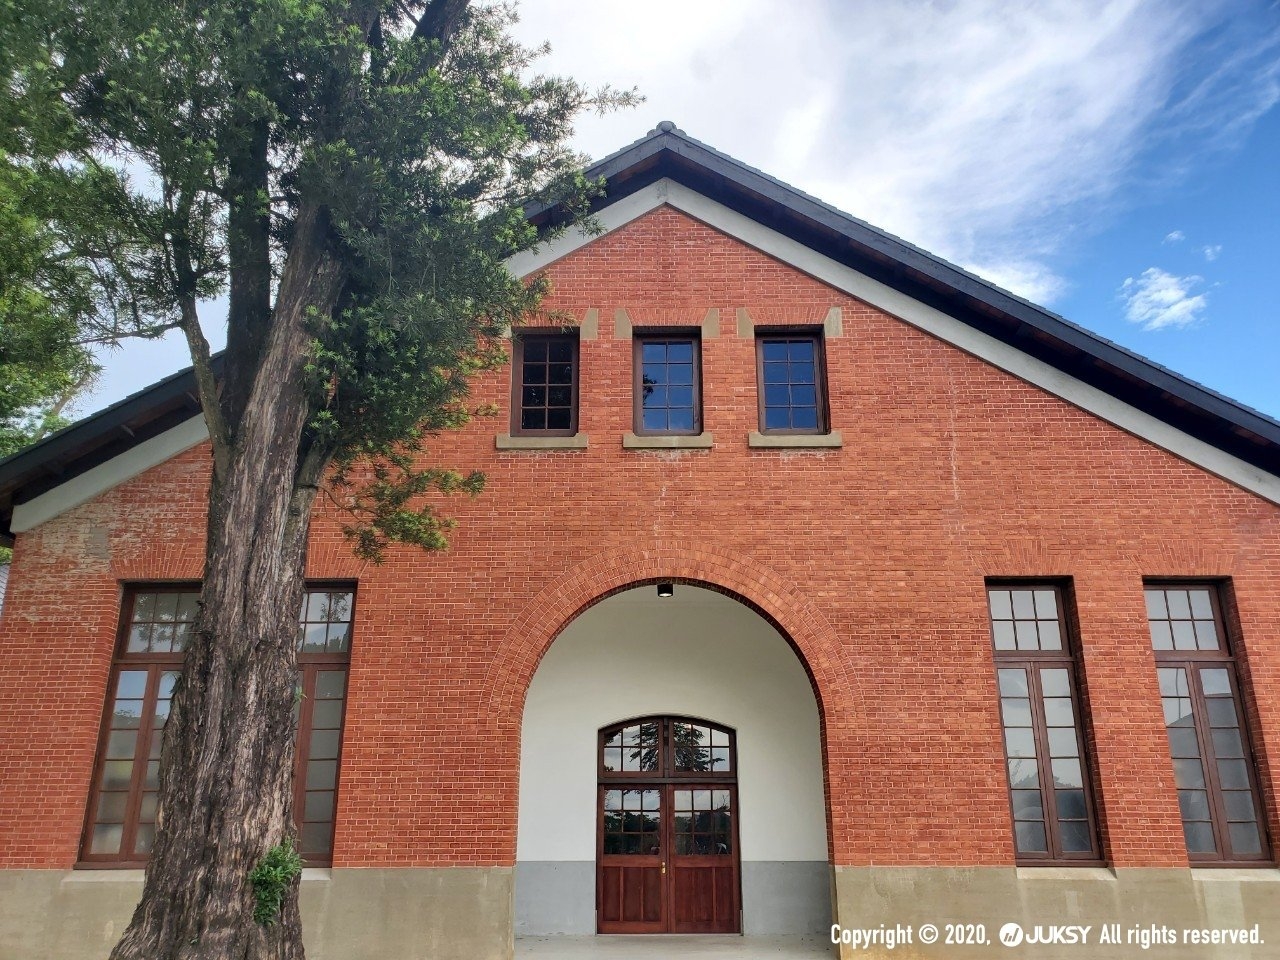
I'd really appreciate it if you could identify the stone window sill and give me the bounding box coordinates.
[622,432,714,449]
[748,430,843,449]
[495,433,589,451]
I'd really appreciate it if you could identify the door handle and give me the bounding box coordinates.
[661,861,666,875]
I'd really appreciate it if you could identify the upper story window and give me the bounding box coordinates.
[987,583,1102,863]
[1146,583,1270,862]
[756,332,827,433]
[634,333,701,435]
[82,585,354,866]
[511,332,579,436]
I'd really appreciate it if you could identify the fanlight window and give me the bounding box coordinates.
[600,717,735,778]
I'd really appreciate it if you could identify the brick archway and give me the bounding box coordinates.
[483,544,849,736]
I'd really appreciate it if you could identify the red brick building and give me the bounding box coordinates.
[1,124,1278,958]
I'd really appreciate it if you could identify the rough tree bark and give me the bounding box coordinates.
[109,206,345,960]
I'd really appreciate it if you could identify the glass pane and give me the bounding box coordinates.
[1056,789,1087,820]
[1001,699,1032,727]
[1043,698,1074,726]
[546,409,571,430]
[997,669,1027,697]
[1188,590,1213,618]
[106,730,138,760]
[116,671,148,700]
[305,791,335,822]
[1171,621,1197,650]
[1223,790,1255,823]
[301,624,328,653]
[1167,591,1191,618]
[1027,591,1054,619]
[667,342,693,363]
[96,791,129,821]
[1218,759,1250,790]
[1015,621,1039,650]
[138,793,158,821]
[988,590,1012,619]
[1159,668,1188,697]
[1047,728,1079,758]
[1015,821,1047,853]
[1194,619,1219,650]
[1037,620,1062,650]
[127,625,152,652]
[1039,669,1069,697]
[1200,668,1232,696]
[312,700,342,728]
[101,760,134,791]
[1011,789,1042,820]
[520,409,546,430]
[1012,591,1036,618]
[306,759,337,790]
[134,823,156,854]
[991,622,1016,650]
[1004,729,1036,758]
[1145,589,1168,619]
[668,409,694,432]
[1183,821,1216,854]
[144,760,160,790]
[1149,621,1173,650]
[301,822,332,856]
[1211,728,1244,759]
[1229,822,1262,856]
[113,700,144,729]
[761,341,788,361]
[1050,758,1083,789]
[1058,820,1092,853]
[1167,728,1200,758]
[1207,697,1238,728]
[1173,758,1206,789]
[1008,758,1039,789]
[315,671,346,699]
[308,729,341,760]
[1178,789,1211,821]
[90,824,123,855]
[325,622,351,652]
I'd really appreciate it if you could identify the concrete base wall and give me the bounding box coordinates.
[832,866,1280,959]
[0,867,514,960]
[514,860,831,935]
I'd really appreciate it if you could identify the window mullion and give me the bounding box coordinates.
[1027,663,1063,860]
[120,665,162,861]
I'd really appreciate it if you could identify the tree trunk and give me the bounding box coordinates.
[110,205,344,960]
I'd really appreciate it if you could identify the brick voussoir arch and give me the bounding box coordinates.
[481,544,850,732]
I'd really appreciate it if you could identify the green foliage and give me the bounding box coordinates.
[0,0,636,554]
[248,839,304,926]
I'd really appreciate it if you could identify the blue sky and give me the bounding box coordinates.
[81,0,1280,419]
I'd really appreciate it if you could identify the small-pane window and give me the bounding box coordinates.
[635,335,700,434]
[513,334,578,435]
[84,585,355,866]
[1146,584,1269,862]
[756,334,826,433]
[988,583,1101,862]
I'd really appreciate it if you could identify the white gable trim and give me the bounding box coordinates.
[513,178,1280,506]
[11,415,209,533]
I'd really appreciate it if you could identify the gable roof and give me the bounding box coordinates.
[2,122,1279,539]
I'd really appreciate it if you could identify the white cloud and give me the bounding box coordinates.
[1203,244,1223,261]
[1119,268,1208,330]
[511,0,1278,307]
[1164,230,1186,243]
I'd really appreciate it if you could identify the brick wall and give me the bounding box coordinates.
[0,206,1276,871]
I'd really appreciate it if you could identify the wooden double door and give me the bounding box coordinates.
[596,717,740,934]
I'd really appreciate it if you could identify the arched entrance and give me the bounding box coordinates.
[598,716,739,933]
[515,583,830,937]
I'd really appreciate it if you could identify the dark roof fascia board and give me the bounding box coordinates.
[533,127,1280,452]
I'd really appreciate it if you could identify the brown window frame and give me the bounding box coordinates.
[632,331,702,436]
[599,716,737,782]
[987,581,1104,865]
[510,331,579,437]
[755,329,829,435]
[80,583,355,868]
[1146,581,1272,865]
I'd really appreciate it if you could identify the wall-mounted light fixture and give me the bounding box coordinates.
[656,583,674,598]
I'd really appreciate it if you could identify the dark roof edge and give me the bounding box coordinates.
[541,123,1280,445]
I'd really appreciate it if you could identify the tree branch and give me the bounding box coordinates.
[412,0,471,48]
[177,295,233,481]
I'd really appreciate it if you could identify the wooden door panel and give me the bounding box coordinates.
[671,863,736,933]
[599,864,664,931]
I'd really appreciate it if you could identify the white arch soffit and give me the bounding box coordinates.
[12,177,1280,532]
[511,177,1280,507]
